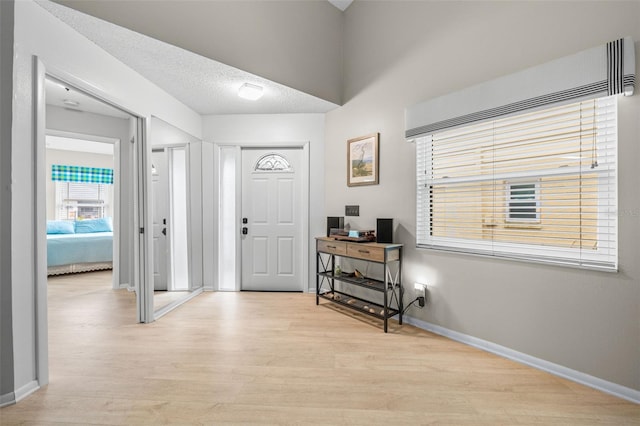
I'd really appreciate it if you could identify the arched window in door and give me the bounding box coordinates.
[254,153,292,172]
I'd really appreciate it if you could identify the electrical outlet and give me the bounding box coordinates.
[345,205,359,216]
[414,282,427,307]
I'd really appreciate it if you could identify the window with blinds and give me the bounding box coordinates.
[416,96,617,270]
[56,181,110,220]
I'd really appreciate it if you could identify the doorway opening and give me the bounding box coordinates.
[35,64,150,390]
[45,132,121,281]
[216,144,309,292]
[44,73,133,291]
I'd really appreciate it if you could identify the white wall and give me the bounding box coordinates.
[326,1,640,393]
[5,0,202,402]
[202,113,325,292]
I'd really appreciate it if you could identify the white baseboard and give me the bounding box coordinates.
[118,283,130,289]
[404,315,640,404]
[0,391,15,408]
[14,380,40,404]
[1,380,41,407]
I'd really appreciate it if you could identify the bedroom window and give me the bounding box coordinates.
[56,182,110,220]
[416,96,617,270]
[52,164,114,221]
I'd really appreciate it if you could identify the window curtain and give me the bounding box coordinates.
[406,37,635,138]
[51,165,114,184]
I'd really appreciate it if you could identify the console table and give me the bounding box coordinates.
[315,237,403,332]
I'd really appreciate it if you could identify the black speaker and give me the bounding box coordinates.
[376,218,393,243]
[327,216,344,237]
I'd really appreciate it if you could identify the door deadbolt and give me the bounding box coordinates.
[242,218,248,224]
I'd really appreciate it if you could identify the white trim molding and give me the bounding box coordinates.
[0,392,15,408]
[153,287,203,320]
[14,380,40,404]
[404,315,640,404]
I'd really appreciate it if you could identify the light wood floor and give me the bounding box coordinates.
[1,271,638,425]
[154,290,192,312]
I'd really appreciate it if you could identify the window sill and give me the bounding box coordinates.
[504,223,542,230]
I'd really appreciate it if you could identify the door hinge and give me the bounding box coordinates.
[139,227,144,234]
[130,137,135,144]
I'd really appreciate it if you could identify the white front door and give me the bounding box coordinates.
[151,149,169,291]
[241,148,303,291]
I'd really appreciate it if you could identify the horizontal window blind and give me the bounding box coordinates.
[68,182,102,200]
[417,96,617,270]
[56,181,109,220]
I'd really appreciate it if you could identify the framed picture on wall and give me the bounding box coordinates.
[347,133,379,187]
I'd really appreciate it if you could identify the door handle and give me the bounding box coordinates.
[162,228,166,236]
[242,227,248,235]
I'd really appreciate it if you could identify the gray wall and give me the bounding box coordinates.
[54,0,344,105]
[46,105,132,288]
[325,1,640,391]
[0,0,15,401]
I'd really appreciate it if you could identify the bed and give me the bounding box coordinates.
[47,218,113,275]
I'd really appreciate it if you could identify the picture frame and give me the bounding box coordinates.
[347,133,379,187]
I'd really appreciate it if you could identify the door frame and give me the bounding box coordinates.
[45,129,122,290]
[34,58,152,389]
[213,142,309,292]
[240,147,306,292]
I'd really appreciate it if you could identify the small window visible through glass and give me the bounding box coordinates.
[254,154,292,172]
[507,182,539,222]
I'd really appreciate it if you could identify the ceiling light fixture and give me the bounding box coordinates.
[63,99,80,108]
[238,83,263,101]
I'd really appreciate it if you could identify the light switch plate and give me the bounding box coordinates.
[345,205,359,216]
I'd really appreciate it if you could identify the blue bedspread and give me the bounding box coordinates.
[47,232,113,267]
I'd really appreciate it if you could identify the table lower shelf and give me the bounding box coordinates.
[318,290,399,320]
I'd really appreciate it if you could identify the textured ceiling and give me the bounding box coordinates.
[37,1,339,116]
